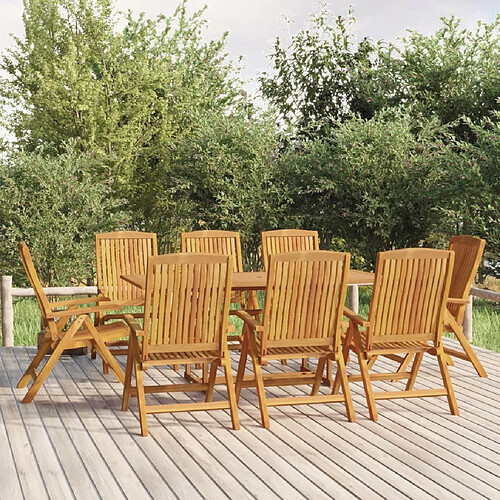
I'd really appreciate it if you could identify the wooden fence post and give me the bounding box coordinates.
[349,285,359,314]
[1,276,14,347]
[463,295,473,342]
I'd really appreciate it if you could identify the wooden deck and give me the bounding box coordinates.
[1,339,500,499]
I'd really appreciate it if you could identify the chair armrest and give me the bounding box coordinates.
[447,298,468,305]
[343,307,370,327]
[48,302,123,319]
[51,296,111,308]
[124,314,144,336]
[233,310,264,332]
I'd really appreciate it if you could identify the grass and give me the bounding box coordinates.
[6,290,500,352]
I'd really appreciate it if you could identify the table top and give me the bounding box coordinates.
[121,269,374,291]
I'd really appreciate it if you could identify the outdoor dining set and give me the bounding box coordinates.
[14,229,487,437]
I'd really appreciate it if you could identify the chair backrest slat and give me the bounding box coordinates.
[142,253,233,358]
[448,236,485,323]
[96,231,157,302]
[17,242,59,339]
[181,230,243,273]
[262,251,350,354]
[261,230,319,271]
[367,248,454,349]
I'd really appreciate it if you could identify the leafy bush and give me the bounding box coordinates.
[279,110,468,267]
[0,144,129,286]
[145,110,286,269]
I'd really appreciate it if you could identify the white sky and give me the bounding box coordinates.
[0,0,498,94]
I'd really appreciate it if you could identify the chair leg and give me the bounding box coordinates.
[448,318,487,378]
[22,328,78,403]
[353,332,378,421]
[102,358,109,375]
[17,337,52,389]
[205,361,219,403]
[300,358,308,371]
[367,355,378,370]
[85,318,125,384]
[122,341,134,411]
[436,347,459,416]
[393,353,414,382]
[222,354,240,430]
[202,363,209,383]
[405,352,424,391]
[248,334,270,428]
[311,357,327,396]
[131,338,148,436]
[324,358,334,387]
[235,334,249,403]
[333,327,352,395]
[334,353,356,423]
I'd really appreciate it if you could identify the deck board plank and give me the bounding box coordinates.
[1,340,500,500]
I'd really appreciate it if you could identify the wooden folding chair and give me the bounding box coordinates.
[396,236,487,378]
[181,230,245,308]
[261,229,319,271]
[121,253,240,436]
[261,230,320,369]
[234,250,355,428]
[181,230,246,379]
[335,248,458,421]
[16,242,127,403]
[95,231,158,369]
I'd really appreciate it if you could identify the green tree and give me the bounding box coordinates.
[0,0,244,200]
[390,16,500,139]
[0,144,129,286]
[259,6,381,137]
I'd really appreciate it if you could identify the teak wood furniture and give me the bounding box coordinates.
[234,251,355,428]
[121,270,375,294]
[95,231,158,370]
[444,236,487,375]
[121,253,240,436]
[261,229,319,271]
[261,230,320,368]
[16,242,127,403]
[395,236,487,378]
[335,248,458,421]
[181,230,245,305]
[181,230,246,377]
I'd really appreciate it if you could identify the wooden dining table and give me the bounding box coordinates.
[121,269,375,292]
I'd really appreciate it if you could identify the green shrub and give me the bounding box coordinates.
[0,144,129,286]
[279,110,468,267]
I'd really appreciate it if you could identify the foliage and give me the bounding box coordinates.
[145,110,286,269]
[392,16,500,139]
[462,113,500,275]
[0,144,129,286]
[279,110,465,267]
[260,6,381,137]
[0,0,244,199]
[261,7,500,141]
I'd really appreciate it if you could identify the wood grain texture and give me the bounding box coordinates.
[235,250,355,428]
[122,253,240,436]
[16,242,127,402]
[2,340,500,499]
[339,248,458,421]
